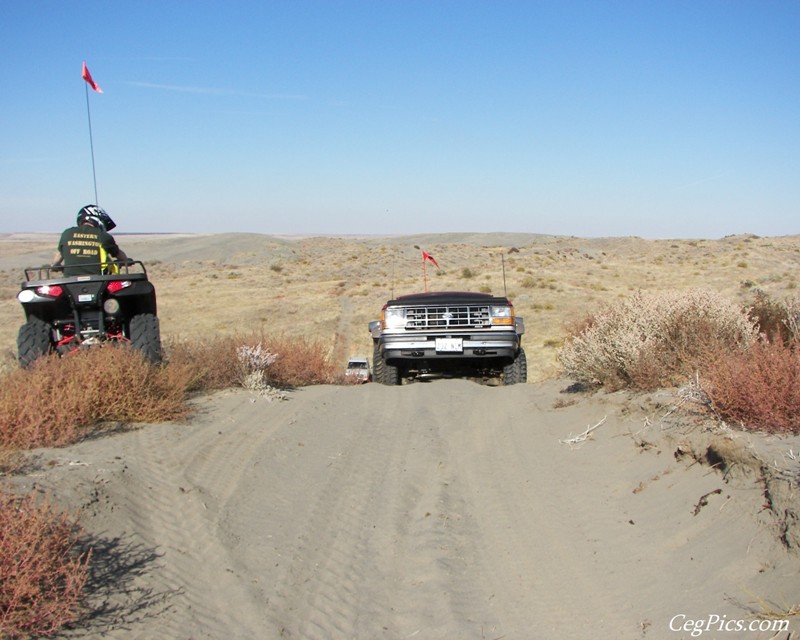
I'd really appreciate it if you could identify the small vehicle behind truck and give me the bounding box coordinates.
[369,291,526,385]
[344,356,372,383]
[16,261,161,367]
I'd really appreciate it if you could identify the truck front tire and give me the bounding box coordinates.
[503,348,527,385]
[382,361,401,385]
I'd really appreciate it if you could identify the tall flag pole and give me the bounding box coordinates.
[82,62,103,205]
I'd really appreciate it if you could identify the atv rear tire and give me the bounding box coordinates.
[129,313,162,364]
[17,317,52,368]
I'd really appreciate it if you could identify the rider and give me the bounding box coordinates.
[52,205,129,276]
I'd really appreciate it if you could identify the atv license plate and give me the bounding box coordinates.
[78,294,94,302]
[435,337,463,353]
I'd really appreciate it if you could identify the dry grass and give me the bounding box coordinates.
[165,332,338,389]
[703,339,800,434]
[165,336,241,392]
[0,348,192,455]
[0,488,90,639]
[0,334,338,460]
[252,333,339,386]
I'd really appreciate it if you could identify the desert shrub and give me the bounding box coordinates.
[164,336,241,392]
[168,333,337,390]
[781,296,800,343]
[0,488,91,639]
[251,333,338,387]
[748,291,790,345]
[235,343,286,400]
[0,334,337,458]
[236,343,278,389]
[746,292,800,346]
[703,340,800,434]
[0,348,191,452]
[461,267,475,279]
[559,289,759,390]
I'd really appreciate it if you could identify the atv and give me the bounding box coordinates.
[16,261,162,367]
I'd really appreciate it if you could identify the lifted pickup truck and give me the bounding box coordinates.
[369,291,526,385]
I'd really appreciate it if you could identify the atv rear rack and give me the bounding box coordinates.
[23,261,148,283]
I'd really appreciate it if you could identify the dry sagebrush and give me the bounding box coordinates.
[0,348,191,453]
[0,334,337,459]
[559,289,759,390]
[165,332,338,390]
[780,295,800,343]
[164,336,241,392]
[0,489,90,639]
[703,335,800,434]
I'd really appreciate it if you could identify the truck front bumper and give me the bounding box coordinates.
[378,331,520,361]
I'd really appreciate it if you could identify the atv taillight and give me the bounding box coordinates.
[36,285,63,297]
[106,280,132,294]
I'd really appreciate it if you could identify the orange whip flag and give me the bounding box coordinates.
[416,248,440,292]
[82,62,103,93]
[422,250,440,269]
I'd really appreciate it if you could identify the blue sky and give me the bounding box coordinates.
[1,1,798,238]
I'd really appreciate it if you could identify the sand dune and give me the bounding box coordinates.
[9,380,799,639]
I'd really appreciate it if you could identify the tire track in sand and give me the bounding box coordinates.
[229,383,503,639]
[98,390,300,639]
[445,381,640,638]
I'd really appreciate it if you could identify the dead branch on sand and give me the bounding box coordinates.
[692,488,722,516]
[560,416,607,447]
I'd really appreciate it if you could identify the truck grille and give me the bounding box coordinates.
[405,305,491,330]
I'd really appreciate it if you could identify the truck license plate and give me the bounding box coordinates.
[435,338,463,353]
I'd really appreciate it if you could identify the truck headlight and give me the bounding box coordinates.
[490,305,514,325]
[382,307,406,329]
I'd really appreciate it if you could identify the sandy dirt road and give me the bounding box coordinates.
[12,379,799,640]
